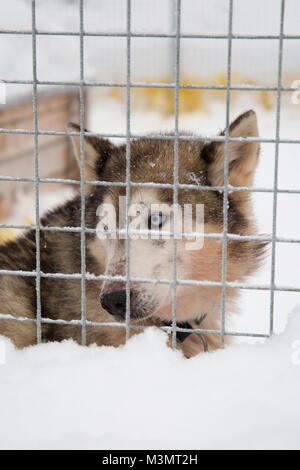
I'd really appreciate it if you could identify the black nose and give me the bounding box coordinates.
[100,290,127,317]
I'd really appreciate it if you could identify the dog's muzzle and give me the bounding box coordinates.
[100,284,151,320]
[100,290,127,318]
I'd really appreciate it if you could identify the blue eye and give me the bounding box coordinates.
[149,213,167,228]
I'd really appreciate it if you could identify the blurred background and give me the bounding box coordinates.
[0,0,299,338]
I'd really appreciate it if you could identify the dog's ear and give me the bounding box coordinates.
[67,123,114,181]
[203,110,259,189]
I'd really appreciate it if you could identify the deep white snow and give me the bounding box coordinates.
[0,307,300,450]
[0,0,300,450]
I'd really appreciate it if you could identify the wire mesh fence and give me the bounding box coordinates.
[0,0,299,350]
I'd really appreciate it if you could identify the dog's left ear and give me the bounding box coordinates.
[67,123,114,181]
[203,110,259,189]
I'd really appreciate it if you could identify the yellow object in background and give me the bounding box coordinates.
[0,218,33,245]
[0,228,16,244]
[109,72,278,114]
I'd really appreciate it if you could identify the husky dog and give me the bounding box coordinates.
[0,110,265,357]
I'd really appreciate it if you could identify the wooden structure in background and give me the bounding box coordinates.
[0,89,82,220]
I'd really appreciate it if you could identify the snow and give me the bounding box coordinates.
[0,307,300,450]
[187,171,201,185]
[0,0,300,450]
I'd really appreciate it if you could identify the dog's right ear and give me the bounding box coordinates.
[203,110,259,190]
[67,123,114,181]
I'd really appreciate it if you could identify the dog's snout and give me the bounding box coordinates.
[100,290,127,317]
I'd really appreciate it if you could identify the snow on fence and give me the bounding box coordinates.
[0,0,299,348]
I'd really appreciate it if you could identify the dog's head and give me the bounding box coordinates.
[69,110,265,324]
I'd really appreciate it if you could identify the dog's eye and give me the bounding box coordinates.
[149,213,167,229]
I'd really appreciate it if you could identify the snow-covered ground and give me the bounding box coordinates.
[1,307,300,450]
[0,0,300,450]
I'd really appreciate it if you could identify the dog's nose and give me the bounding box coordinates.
[100,290,127,317]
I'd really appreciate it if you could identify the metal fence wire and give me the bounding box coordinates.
[0,0,299,349]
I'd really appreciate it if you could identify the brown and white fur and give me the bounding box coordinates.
[0,110,265,357]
